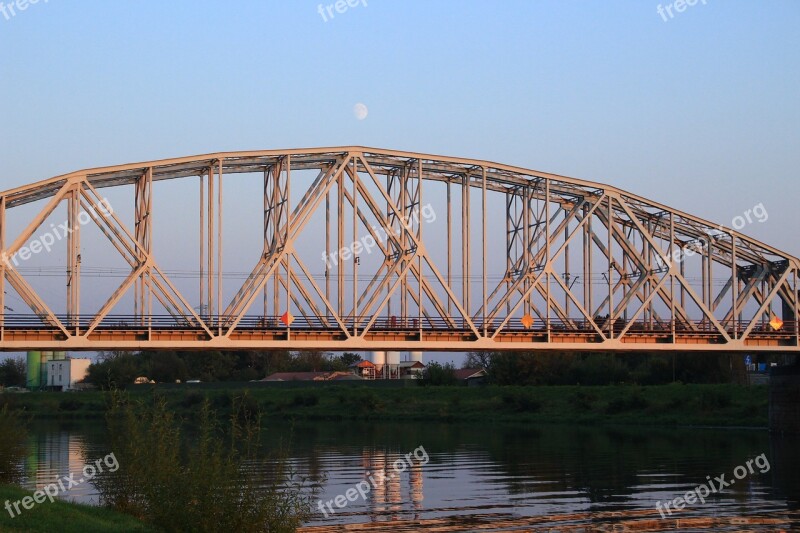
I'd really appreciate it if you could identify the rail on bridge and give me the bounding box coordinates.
[0,147,797,352]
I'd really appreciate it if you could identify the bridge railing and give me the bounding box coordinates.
[0,314,796,338]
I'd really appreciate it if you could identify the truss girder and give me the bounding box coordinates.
[1,147,797,352]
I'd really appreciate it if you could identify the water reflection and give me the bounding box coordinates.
[21,427,100,502]
[357,449,426,522]
[16,420,800,530]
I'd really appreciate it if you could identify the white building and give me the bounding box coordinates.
[46,358,91,391]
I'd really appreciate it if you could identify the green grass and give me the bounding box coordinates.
[0,383,769,427]
[0,485,154,532]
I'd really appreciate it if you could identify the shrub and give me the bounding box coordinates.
[180,391,205,409]
[605,391,648,414]
[348,389,383,413]
[97,391,314,532]
[420,362,458,386]
[569,390,597,411]
[700,389,732,410]
[233,392,261,426]
[291,392,320,407]
[58,397,83,412]
[501,390,542,412]
[211,392,233,409]
[0,405,27,483]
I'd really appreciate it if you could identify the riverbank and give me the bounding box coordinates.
[0,485,153,532]
[0,383,768,427]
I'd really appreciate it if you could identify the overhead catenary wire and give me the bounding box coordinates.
[12,265,729,286]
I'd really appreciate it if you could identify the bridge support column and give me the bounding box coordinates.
[134,169,153,326]
[67,186,81,328]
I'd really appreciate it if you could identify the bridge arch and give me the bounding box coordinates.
[0,147,797,352]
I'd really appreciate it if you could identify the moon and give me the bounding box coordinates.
[353,103,368,121]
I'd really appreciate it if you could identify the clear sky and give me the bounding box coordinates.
[1,1,799,364]
[1,1,798,251]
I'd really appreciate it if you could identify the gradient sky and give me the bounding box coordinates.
[1,1,799,363]
[1,1,798,250]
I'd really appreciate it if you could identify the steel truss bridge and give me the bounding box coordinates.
[0,147,798,353]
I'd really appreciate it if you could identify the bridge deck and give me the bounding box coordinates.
[0,315,795,352]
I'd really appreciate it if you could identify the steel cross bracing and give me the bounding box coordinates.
[0,147,798,352]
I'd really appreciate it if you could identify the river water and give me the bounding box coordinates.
[16,420,800,531]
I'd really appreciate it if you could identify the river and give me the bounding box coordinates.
[17,420,800,531]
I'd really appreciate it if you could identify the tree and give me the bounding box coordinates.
[181,351,237,382]
[260,350,293,377]
[292,351,330,372]
[488,352,539,385]
[0,358,26,388]
[327,352,362,371]
[339,352,362,367]
[147,352,189,383]
[464,352,491,371]
[85,352,145,389]
[420,362,458,386]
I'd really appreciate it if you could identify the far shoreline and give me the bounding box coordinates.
[1,383,769,429]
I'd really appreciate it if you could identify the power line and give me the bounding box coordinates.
[13,265,730,286]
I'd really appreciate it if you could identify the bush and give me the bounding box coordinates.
[291,392,320,407]
[501,390,542,412]
[420,362,458,386]
[0,405,27,483]
[211,392,233,409]
[569,390,597,411]
[700,389,732,410]
[180,391,205,409]
[605,390,648,414]
[59,397,83,412]
[97,391,314,532]
[345,389,383,413]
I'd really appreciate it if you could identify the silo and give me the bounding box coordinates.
[409,351,423,363]
[386,351,401,379]
[40,352,55,388]
[370,351,386,379]
[26,351,42,389]
[369,351,386,366]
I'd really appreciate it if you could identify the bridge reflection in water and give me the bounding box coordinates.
[358,450,424,522]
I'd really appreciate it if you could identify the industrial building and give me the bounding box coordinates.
[45,358,91,391]
[26,351,65,390]
[349,360,377,379]
[360,352,425,380]
[26,351,90,391]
